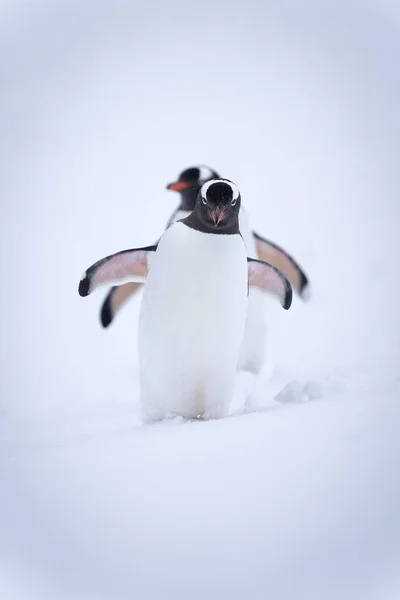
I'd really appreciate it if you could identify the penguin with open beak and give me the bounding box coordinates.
[79,179,292,421]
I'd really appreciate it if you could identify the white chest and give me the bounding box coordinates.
[168,206,256,259]
[138,222,248,419]
[142,223,248,332]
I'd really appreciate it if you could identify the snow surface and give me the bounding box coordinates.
[1,1,400,598]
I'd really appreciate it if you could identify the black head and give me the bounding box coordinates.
[182,179,241,235]
[166,165,220,210]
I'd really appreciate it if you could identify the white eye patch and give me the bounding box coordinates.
[200,179,240,202]
[197,165,214,182]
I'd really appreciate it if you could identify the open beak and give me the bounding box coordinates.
[210,207,226,227]
[166,181,190,192]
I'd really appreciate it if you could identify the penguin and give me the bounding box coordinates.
[79,180,292,421]
[165,164,220,227]
[100,165,308,331]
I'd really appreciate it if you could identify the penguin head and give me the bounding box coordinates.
[196,179,241,231]
[166,165,220,210]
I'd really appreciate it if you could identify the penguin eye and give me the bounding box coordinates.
[231,198,237,206]
[201,196,207,205]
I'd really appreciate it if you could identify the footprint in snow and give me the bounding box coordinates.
[274,380,325,404]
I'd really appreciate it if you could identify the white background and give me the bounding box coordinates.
[1,1,399,598]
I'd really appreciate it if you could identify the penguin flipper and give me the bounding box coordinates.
[247,258,293,310]
[252,231,309,299]
[100,282,143,328]
[79,245,157,298]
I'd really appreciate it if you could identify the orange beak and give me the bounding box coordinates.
[166,181,190,192]
[210,208,226,227]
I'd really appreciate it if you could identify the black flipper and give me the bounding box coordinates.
[100,283,143,328]
[79,244,157,298]
[247,257,293,310]
[253,231,309,298]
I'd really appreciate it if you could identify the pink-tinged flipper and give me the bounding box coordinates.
[247,258,292,310]
[100,282,143,328]
[79,245,157,298]
[253,232,309,299]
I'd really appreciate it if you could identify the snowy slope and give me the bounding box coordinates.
[1,1,399,599]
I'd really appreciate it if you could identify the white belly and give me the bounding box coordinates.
[138,222,248,420]
[238,207,267,374]
[239,206,257,258]
[166,206,267,375]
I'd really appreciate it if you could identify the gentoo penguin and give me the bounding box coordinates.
[79,179,292,421]
[100,164,308,374]
[100,165,308,326]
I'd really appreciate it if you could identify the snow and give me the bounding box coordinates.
[1,1,399,599]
